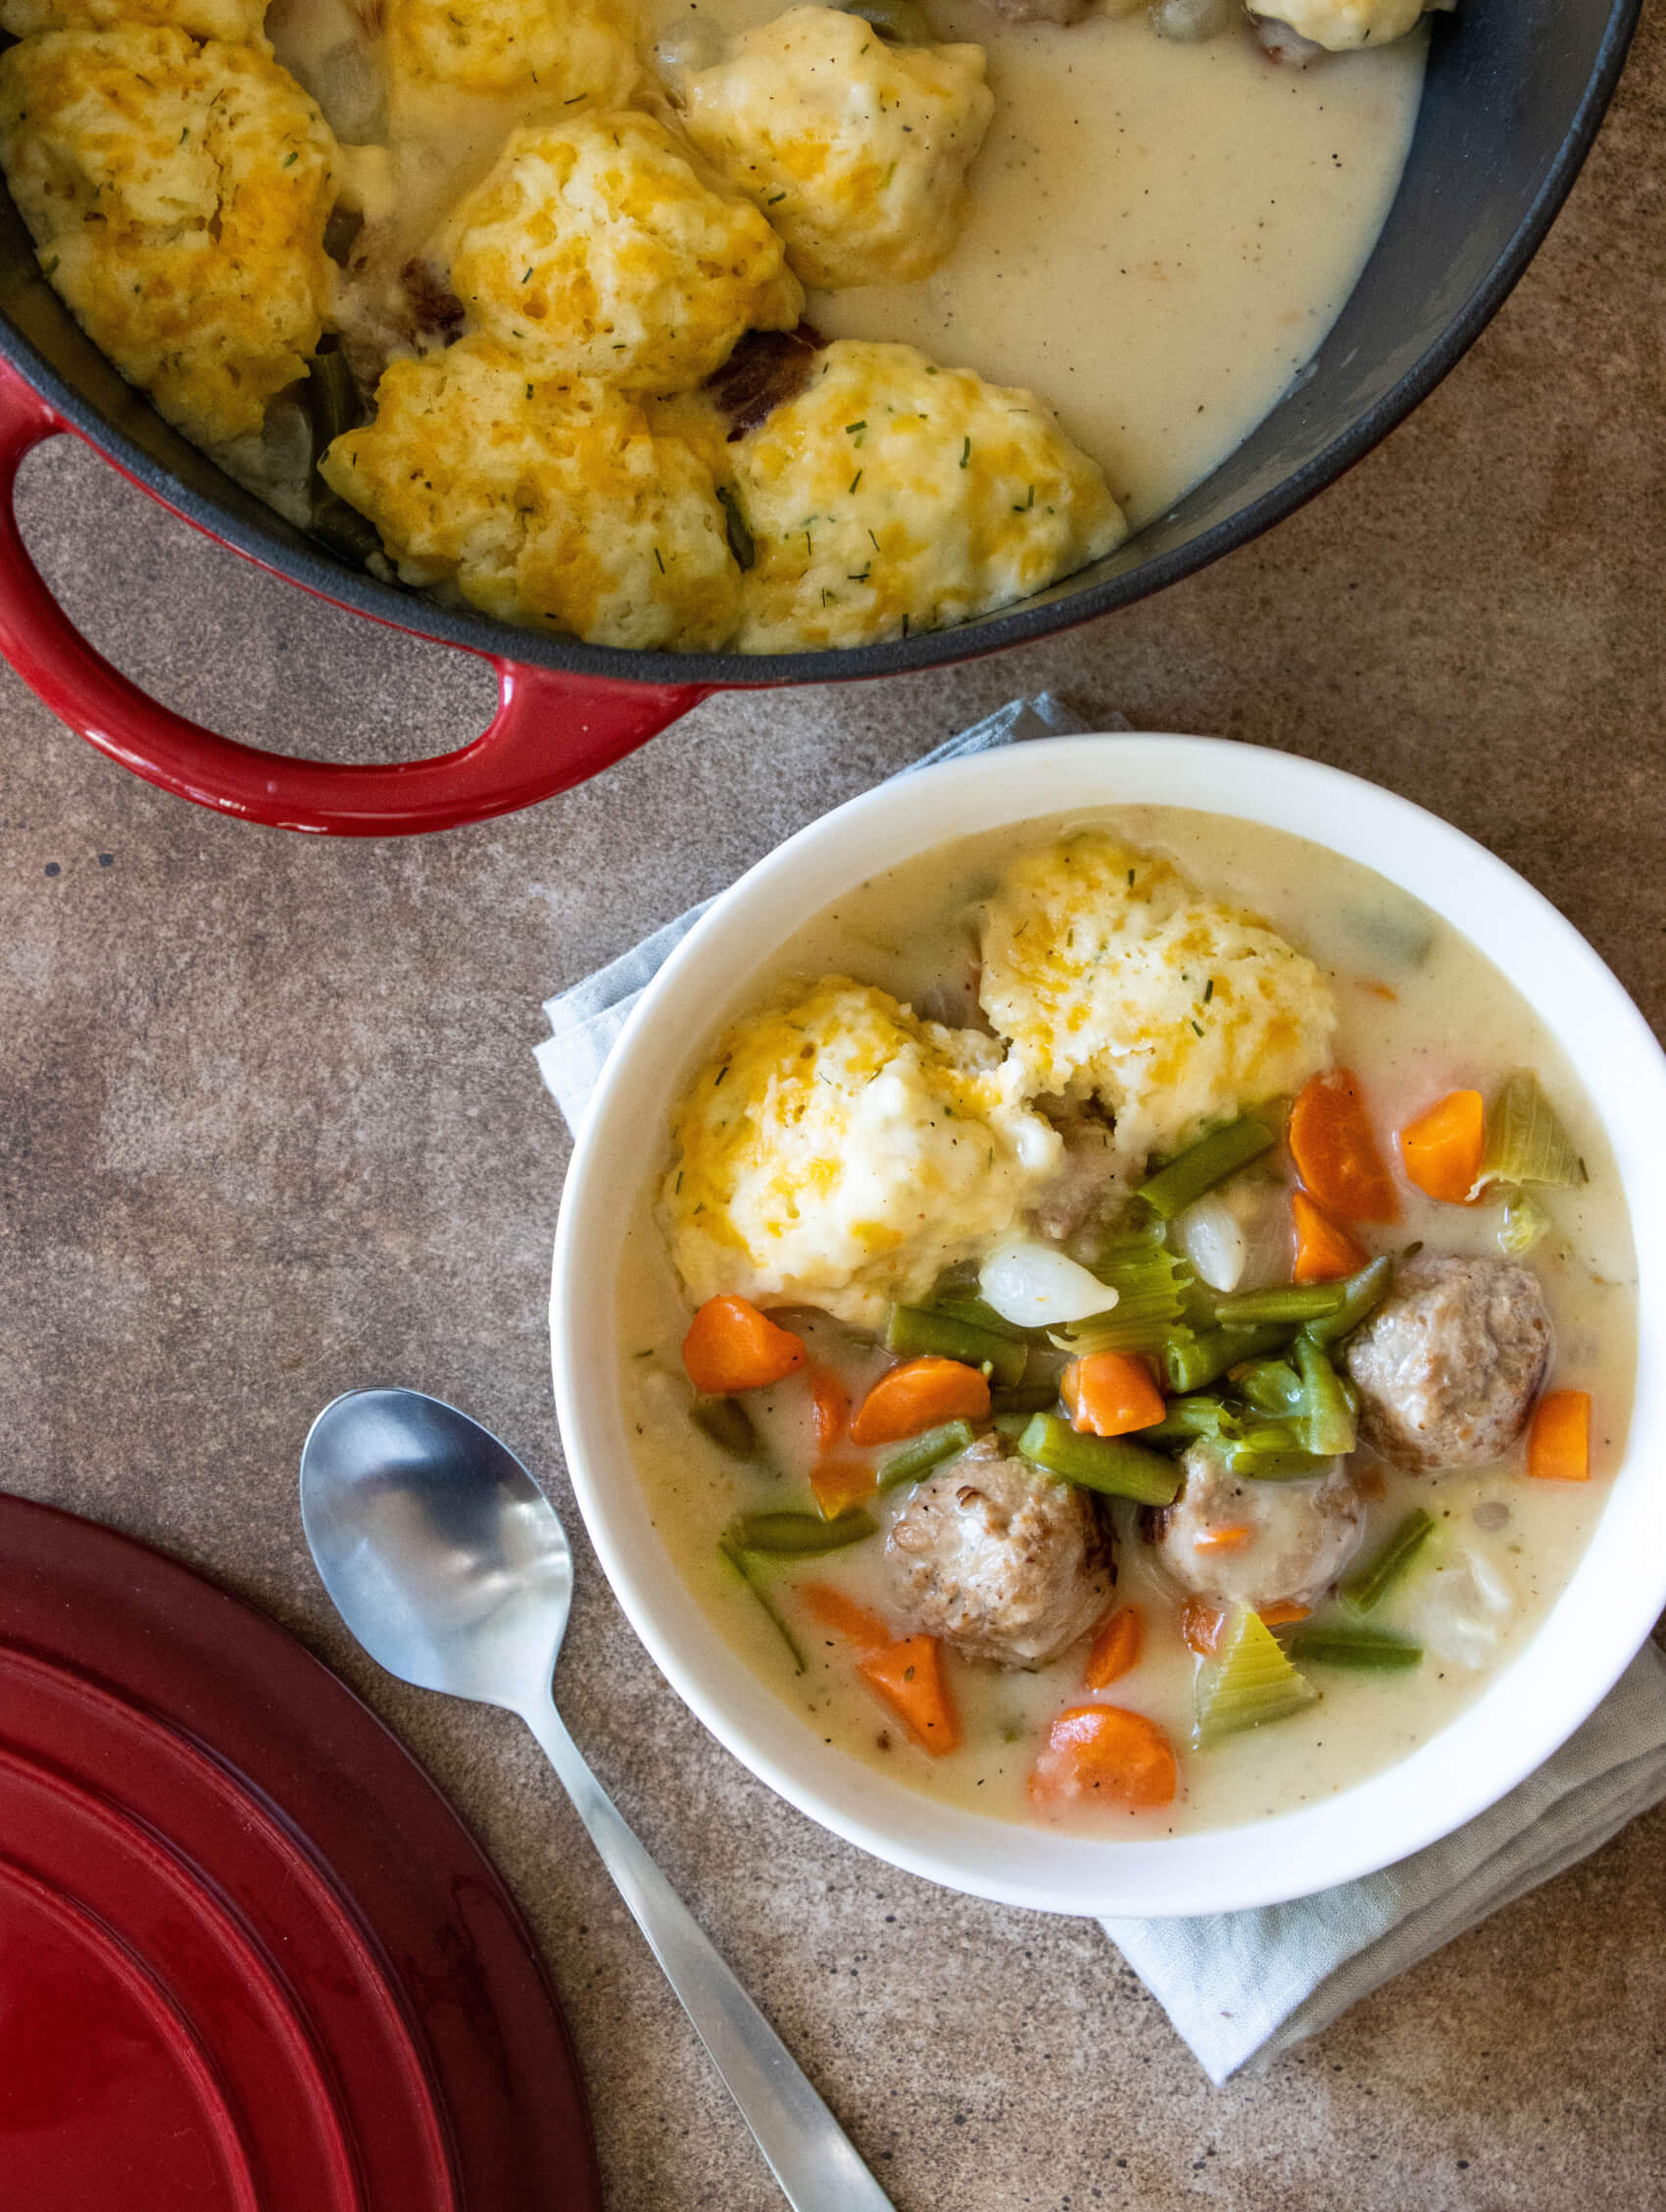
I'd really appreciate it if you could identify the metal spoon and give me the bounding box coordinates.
[300,1387,894,2212]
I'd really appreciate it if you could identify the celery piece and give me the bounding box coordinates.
[1497,1186,1552,1256]
[1300,1255,1394,1349]
[1288,1621,1423,1671]
[878,1420,977,1489]
[1017,1413,1181,1506]
[1164,1322,1292,1395]
[1341,1507,1435,1613]
[690,1395,760,1461]
[1053,1233,1195,1357]
[1207,1281,1346,1328]
[717,1536,806,1673]
[1193,1604,1319,1746]
[1295,1334,1357,1456]
[1136,1115,1278,1220]
[1476,1069,1585,1194]
[886,1304,1028,1387]
[729,1508,877,1555]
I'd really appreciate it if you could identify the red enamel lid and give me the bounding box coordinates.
[0,1496,601,2212]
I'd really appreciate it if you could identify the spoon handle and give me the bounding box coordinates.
[521,1694,896,2212]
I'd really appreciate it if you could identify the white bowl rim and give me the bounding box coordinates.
[551,733,1666,1918]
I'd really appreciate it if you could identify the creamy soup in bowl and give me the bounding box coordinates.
[551,738,1666,1916]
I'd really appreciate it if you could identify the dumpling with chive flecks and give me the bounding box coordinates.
[662,978,1065,1328]
[977,833,1336,1178]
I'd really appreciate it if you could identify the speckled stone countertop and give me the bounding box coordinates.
[4,19,1664,2208]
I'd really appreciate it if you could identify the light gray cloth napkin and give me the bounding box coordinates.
[534,694,1666,2083]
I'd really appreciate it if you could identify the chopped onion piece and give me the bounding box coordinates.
[979,1236,1118,1329]
[1173,1193,1248,1292]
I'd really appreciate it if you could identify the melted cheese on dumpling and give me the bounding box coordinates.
[657,338,1125,653]
[0,26,337,447]
[444,110,803,388]
[320,334,742,648]
[978,833,1336,1174]
[680,4,993,289]
[662,977,1064,1327]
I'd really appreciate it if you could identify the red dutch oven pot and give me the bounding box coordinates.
[0,0,1638,836]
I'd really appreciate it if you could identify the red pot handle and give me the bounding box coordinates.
[0,363,713,834]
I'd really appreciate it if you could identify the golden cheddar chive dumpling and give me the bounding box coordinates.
[444,111,804,389]
[384,0,641,122]
[0,26,336,448]
[1248,0,1435,47]
[978,834,1336,1176]
[658,337,1125,654]
[319,335,742,649]
[0,0,267,42]
[680,3,993,290]
[662,978,1064,1328]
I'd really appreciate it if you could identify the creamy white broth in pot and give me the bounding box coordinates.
[615,809,1635,1837]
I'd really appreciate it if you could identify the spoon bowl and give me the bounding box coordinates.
[301,1388,571,1711]
[299,1385,894,2212]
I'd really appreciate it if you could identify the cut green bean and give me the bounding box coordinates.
[1341,1507,1435,1613]
[1164,1322,1292,1395]
[717,1536,806,1673]
[1207,1280,1346,1328]
[990,1375,1064,1414]
[1136,1114,1278,1221]
[689,1395,760,1461]
[1301,1254,1394,1349]
[1139,1394,1239,1447]
[879,1420,977,1489]
[926,1290,1034,1342]
[1287,1621,1423,1671]
[886,1304,1028,1387]
[1295,1334,1356,1456]
[728,1508,877,1555]
[992,1410,1034,1439]
[1232,1357,1305,1418]
[1017,1413,1180,1506]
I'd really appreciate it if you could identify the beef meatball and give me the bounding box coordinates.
[1151,1440,1364,1610]
[885,1438,1111,1667]
[1344,1253,1551,1469]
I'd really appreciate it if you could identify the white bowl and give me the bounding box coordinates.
[551,735,1666,1917]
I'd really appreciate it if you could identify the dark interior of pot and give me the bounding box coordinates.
[0,0,1636,690]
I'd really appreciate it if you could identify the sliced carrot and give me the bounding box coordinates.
[858,1637,960,1755]
[806,1363,850,1451]
[1063,1352,1166,1439]
[1084,1604,1144,1690]
[1029,1704,1177,1811]
[798,1582,892,1649]
[1181,1598,1227,1654]
[1397,1089,1486,1205]
[1527,1390,1592,1482]
[1192,1523,1252,1554]
[809,1456,878,1518]
[1359,980,1399,1003]
[1257,1599,1312,1628]
[1288,1067,1400,1224]
[682,1295,807,1395]
[849,1355,991,1447]
[1291,1188,1368,1285]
